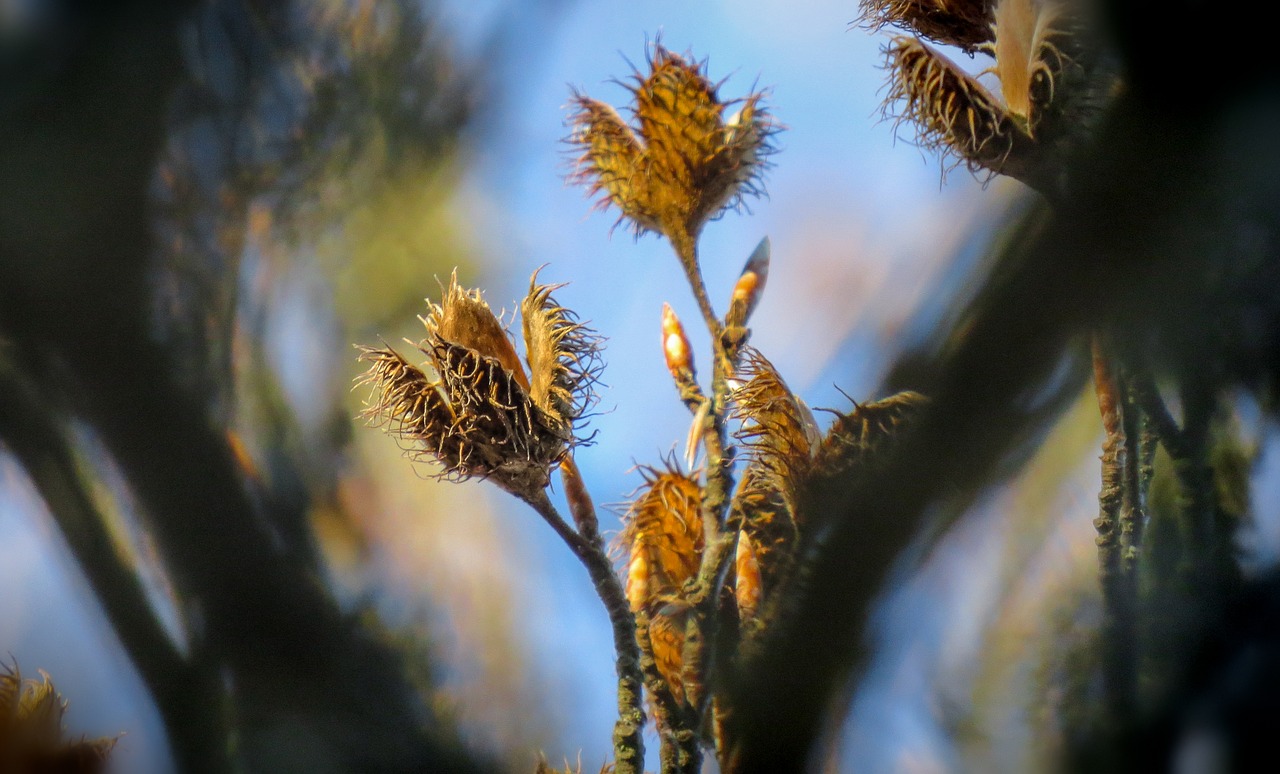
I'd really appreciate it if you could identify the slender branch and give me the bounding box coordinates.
[1091,337,1135,718]
[1125,367,1188,460]
[668,227,741,764]
[525,484,646,774]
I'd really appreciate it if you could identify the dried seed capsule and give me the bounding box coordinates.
[358,271,600,499]
[567,43,778,243]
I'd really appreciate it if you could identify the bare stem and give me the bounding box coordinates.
[523,486,645,774]
[1091,337,1135,718]
[669,227,739,756]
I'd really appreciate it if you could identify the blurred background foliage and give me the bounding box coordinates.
[3,0,1280,772]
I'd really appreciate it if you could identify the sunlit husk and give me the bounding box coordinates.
[649,609,691,704]
[618,463,704,703]
[884,37,1029,174]
[734,531,764,622]
[732,348,821,504]
[568,43,776,241]
[620,465,705,611]
[730,460,798,606]
[567,96,660,236]
[861,0,996,52]
[521,271,603,427]
[359,276,594,496]
[424,271,529,387]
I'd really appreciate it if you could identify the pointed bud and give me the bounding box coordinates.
[661,303,695,379]
[727,237,770,329]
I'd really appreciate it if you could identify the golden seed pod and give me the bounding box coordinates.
[731,348,822,505]
[0,664,116,772]
[861,0,997,52]
[729,459,797,604]
[358,272,600,498]
[661,303,695,380]
[619,463,705,612]
[884,36,1029,176]
[567,43,777,243]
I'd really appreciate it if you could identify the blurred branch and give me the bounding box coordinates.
[727,45,1278,762]
[0,4,487,770]
[0,353,232,773]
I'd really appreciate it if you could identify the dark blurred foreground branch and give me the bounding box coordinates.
[0,4,488,771]
[727,43,1280,767]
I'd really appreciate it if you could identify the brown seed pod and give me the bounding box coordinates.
[0,663,116,773]
[649,609,691,704]
[734,531,763,623]
[566,95,660,236]
[815,390,929,474]
[619,463,705,612]
[731,348,821,506]
[567,43,777,243]
[729,459,798,609]
[884,36,1029,176]
[358,273,599,498]
[860,0,997,53]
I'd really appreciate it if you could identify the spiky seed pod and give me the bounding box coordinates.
[860,0,997,52]
[522,271,604,427]
[618,463,704,703]
[620,464,705,611]
[792,391,928,532]
[568,43,777,243]
[566,96,660,235]
[731,348,822,506]
[359,274,598,498]
[884,36,1032,176]
[734,531,763,622]
[0,664,115,773]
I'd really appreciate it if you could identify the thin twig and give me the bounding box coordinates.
[525,482,646,774]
